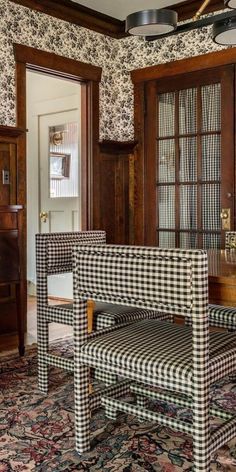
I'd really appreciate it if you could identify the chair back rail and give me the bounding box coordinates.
[73,245,208,319]
[36,231,106,274]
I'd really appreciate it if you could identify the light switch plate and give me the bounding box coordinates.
[2,170,10,185]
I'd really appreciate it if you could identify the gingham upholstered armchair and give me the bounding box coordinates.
[73,245,236,471]
[208,231,236,330]
[36,231,171,393]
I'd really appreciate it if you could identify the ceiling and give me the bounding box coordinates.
[71,0,183,21]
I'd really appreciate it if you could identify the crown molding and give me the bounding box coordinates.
[9,0,225,39]
[9,0,127,38]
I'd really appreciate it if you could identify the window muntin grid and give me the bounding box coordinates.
[157,82,221,249]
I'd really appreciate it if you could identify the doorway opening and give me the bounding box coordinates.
[26,70,82,342]
[14,44,102,346]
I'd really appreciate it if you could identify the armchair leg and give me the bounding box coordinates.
[104,403,117,420]
[136,395,148,408]
[193,434,211,472]
[74,363,91,453]
[192,389,211,471]
[37,314,49,394]
[16,283,25,356]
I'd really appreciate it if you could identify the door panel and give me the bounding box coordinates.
[144,66,235,249]
[39,109,80,298]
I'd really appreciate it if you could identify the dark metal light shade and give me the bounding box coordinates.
[224,0,236,9]
[213,16,236,44]
[125,9,178,36]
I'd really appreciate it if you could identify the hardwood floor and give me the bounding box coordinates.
[0,296,72,356]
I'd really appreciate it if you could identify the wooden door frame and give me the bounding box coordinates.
[13,43,102,322]
[131,48,236,245]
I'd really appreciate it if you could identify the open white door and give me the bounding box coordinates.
[39,109,81,298]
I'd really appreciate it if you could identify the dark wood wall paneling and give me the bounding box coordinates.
[9,0,225,38]
[97,141,137,244]
[0,125,26,334]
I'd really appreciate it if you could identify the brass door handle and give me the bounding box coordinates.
[220,210,229,220]
[40,211,48,223]
[220,208,230,230]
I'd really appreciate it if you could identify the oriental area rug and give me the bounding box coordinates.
[1,339,236,471]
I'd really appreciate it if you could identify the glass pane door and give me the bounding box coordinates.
[153,67,234,249]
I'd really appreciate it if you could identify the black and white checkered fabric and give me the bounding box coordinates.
[206,232,236,331]
[73,245,236,472]
[36,231,107,393]
[208,304,236,331]
[36,232,171,393]
[36,231,106,274]
[225,231,236,249]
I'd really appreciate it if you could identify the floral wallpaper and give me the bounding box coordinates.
[0,0,226,140]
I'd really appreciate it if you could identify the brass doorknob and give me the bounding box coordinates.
[220,209,229,220]
[40,211,48,223]
[220,208,230,230]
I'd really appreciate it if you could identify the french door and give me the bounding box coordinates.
[144,65,235,249]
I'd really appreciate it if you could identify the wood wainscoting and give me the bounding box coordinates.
[95,141,137,244]
[0,126,26,336]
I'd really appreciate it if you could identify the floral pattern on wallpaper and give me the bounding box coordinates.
[0,0,226,140]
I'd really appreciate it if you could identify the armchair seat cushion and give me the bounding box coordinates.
[80,320,236,383]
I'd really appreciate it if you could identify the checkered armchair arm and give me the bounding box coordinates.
[73,245,236,470]
[36,231,106,274]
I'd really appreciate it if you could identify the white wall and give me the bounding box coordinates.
[26,71,81,289]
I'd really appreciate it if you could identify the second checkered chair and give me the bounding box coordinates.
[208,231,236,331]
[72,245,236,471]
[225,231,236,249]
[36,230,171,393]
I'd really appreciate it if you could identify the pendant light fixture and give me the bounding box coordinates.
[213,0,236,45]
[213,16,236,44]
[224,0,236,8]
[125,0,236,46]
[125,9,178,36]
